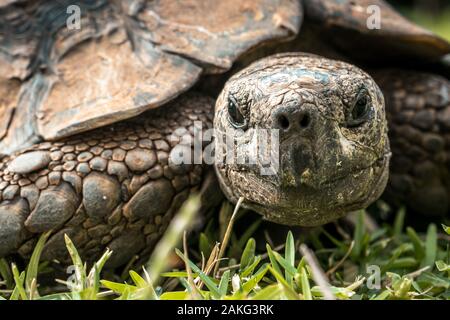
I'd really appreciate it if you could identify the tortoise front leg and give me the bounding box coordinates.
[374,70,450,217]
[0,94,214,267]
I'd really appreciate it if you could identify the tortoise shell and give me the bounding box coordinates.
[303,0,450,63]
[0,0,301,154]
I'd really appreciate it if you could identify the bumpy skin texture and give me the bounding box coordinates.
[0,94,213,267]
[214,53,391,226]
[374,71,450,216]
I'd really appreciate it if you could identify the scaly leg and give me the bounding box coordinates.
[0,94,214,267]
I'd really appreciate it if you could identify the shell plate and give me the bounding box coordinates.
[0,0,301,155]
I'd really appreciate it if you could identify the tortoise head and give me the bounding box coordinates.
[213,53,391,226]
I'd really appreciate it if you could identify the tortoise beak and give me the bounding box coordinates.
[279,141,315,188]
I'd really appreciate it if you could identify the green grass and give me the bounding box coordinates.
[0,196,449,300]
[400,8,450,41]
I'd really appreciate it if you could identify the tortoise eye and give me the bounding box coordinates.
[227,94,247,129]
[347,89,372,127]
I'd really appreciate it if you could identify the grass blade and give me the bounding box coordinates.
[406,227,425,260]
[11,264,27,300]
[266,244,283,277]
[214,197,244,276]
[285,231,295,287]
[235,219,261,252]
[218,270,230,296]
[241,256,261,278]
[240,238,256,271]
[0,258,13,289]
[393,207,406,238]
[100,280,137,295]
[25,231,51,298]
[250,284,282,300]
[267,266,299,300]
[300,244,335,300]
[299,267,312,300]
[64,234,86,291]
[442,224,450,235]
[351,210,365,260]
[160,291,189,300]
[422,224,437,268]
[199,233,212,258]
[242,264,269,293]
[129,270,147,288]
[272,251,297,277]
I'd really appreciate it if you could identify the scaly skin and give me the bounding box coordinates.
[374,70,450,217]
[0,94,214,267]
[214,53,391,226]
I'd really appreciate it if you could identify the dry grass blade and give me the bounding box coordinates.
[300,244,335,300]
[405,266,431,279]
[219,202,233,240]
[29,278,37,300]
[326,241,355,277]
[205,244,220,273]
[198,243,220,289]
[214,197,244,277]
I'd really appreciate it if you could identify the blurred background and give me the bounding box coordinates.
[388,0,450,41]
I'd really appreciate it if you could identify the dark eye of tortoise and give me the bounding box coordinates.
[227,94,247,129]
[347,89,373,128]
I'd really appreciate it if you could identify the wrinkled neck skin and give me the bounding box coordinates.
[212,53,391,227]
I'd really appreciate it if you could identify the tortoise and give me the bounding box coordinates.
[0,0,448,267]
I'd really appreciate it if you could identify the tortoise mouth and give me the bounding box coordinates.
[243,151,391,226]
[280,150,391,191]
[335,152,391,207]
[317,151,392,189]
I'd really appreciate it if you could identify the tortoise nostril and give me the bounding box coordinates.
[273,107,313,132]
[277,114,290,130]
[299,113,310,128]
